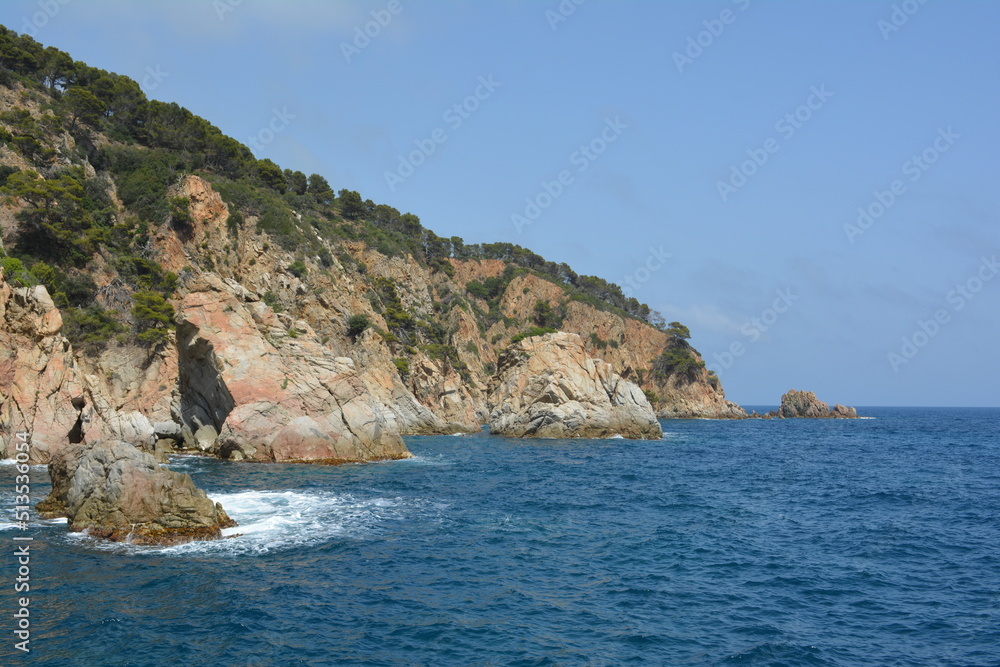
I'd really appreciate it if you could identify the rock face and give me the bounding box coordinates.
[487,332,662,439]
[176,275,412,463]
[749,390,858,419]
[36,440,236,545]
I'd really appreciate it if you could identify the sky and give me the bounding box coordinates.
[1,0,997,407]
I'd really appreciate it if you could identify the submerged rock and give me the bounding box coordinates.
[487,332,662,439]
[36,440,236,545]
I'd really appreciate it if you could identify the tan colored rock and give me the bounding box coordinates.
[36,440,235,545]
[177,275,411,463]
[488,332,662,439]
[777,390,858,419]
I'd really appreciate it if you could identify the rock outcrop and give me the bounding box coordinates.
[487,332,662,439]
[36,440,236,545]
[176,275,412,463]
[748,389,858,419]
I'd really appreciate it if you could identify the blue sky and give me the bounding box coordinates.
[3,0,998,407]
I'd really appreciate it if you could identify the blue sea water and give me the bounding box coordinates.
[2,407,999,666]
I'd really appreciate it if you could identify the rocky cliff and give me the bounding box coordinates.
[0,38,744,465]
[488,332,662,439]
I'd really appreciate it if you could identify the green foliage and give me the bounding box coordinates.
[256,159,285,192]
[116,256,177,294]
[131,290,175,346]
[650,346,705,382]
[371,276,415,335]
[589,332,609,350]
[643,389,660,404]
[62,305,123,352]
[511,326,557,344]
[287,260,308,278]
[209,176,305,251]
[284,169,307,196]
[307,173,333,204]
[393,358,410,376]
[532,300,564,329]
[666,321,691,345]
[2,168,95,265]
[102,146,182,223]
[62,87,105,130]
[262,291,284,313]
[0,165,19,187]
[337,189,365,220]
[346,313,371,340]
[0,256,36,287]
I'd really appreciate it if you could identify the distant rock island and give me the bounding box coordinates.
[747,389,859,419]
[487,332,662,439]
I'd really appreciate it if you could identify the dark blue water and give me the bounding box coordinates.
[3,407,999,666]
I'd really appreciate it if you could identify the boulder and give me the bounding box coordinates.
[36,440,236,546]
[193,424,218,452]
[153,421,182,440]
[487,332,662,439]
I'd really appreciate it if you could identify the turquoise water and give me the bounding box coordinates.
[2,407,999,665]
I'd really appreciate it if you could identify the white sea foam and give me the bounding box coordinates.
[56,488,414,556]
[0,458,16,466]
[609,434,625,440]
[154,489,409,556]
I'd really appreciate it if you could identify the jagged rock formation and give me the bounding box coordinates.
[176,274,412,463]
[0,274,170,462]
[487,332,662,439]
[36,440,236,545]
[748,390,858,419]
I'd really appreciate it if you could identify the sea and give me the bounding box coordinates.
[1,407,998,666]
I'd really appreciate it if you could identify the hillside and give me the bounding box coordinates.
[0,28,743,463]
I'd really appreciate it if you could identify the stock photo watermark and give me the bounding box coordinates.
[716,85,833,202]
[139,65,169,94]
[877,0,930,40]
[546,0,586,31]
[246,107,296,152]
[673,0,751,73]
[10,431,33,653]
[341,0,408,63]
[18,0,71,38]
[621,246,672,298]
[844,126,958,244]
[511,116,628,234]
[887,255,998,372]
[383,75,501,192]
[214,0,242,21]
[708,288,799,371]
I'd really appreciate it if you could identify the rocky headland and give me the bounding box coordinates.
[487,332,662,439]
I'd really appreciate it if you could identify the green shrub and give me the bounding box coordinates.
[287,260,308,278]
[511,326,557,344]
[346,313,370,340]
[62,305,123,351]
[132,290,175,347]
[393,358,410,376]
[262,291,283,313]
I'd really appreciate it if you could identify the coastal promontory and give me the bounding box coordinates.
[487,332,662,439]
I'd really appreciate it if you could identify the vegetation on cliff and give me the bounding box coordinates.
[0,26,727,419]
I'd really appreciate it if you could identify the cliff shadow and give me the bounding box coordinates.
[175,321,235,433]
